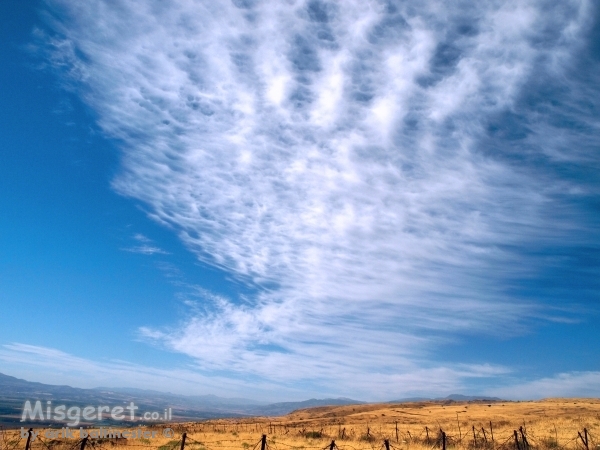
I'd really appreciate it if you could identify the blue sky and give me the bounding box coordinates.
[0,0,599,402]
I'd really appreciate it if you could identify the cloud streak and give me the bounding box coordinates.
[0,343,280,399]
[121,233,169,254]
[0,343,509,400]
[3,343,599,400]
[37,0,600,396]
[489,371,600,399]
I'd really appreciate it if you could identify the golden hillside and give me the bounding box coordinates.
[3,399,599,450]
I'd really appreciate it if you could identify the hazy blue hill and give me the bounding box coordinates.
[388,394,504,403]
[248,398,365,416]
[0,372,363,426]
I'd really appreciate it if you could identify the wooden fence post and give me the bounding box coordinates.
[426,427,430,445]
[24,429,33,450]
[578,430,589,450]
[490,422,494,443]
[180,433,186,450]
[473,426,477,448]
[330,440,336,450]
[261,434,267,450]
[385,440,390,450]
[395,422,399,443]
[442,431,446,450]
[519,427,529,450]
[514,430,521,450]
[80,436,88,450]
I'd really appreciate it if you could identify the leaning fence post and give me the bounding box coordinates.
[80,436,88,450]
[578,430,589,450]
[261,434,267,450]
[24,428,33,450]
[514,431,521,450]
[490,421,494,443]
[426,427,430,445]
[180,433,187,450]
[519,427,529,450]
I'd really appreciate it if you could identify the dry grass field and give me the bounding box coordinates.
[2,399,599,450]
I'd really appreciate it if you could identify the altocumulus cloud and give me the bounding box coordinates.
[36,0,600,397]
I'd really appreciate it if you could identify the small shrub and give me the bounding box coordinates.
[305,431,323,439]
[540,438,560,450]
[158,440,180,450]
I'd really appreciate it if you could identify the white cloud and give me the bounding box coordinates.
[36,0,597,395]
[0,343,278,399]
[122,233,169,254]
[3,343,597,400]
[122,245,169,255]
[0,343,508,400]
[489,371,600,399]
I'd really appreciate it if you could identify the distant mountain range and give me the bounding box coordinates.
[389,394,503,403]
[0,372,362,427]
[0,372,503,428]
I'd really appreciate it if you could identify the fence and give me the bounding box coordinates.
[1,425,596,450]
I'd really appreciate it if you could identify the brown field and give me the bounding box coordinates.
[2,399,599,450]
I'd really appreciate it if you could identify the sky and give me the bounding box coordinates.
[0,0,599,402]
